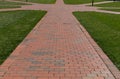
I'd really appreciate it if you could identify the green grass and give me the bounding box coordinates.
[64,0,106,4]
[16,0,56,4]
[95,2,120,7]
[0,5,21,9]
[101,8,120,12]
[0,1,29,9]
[95,2,120,12]
[73,12,120,70]
[0,10,46,64]
[0,1,28,5]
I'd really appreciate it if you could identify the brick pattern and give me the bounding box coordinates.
[0,0,120,79]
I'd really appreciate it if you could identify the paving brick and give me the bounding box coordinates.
[0,0,120,79]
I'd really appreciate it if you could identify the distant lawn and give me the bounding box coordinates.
[0,10,46,64]
[73,12,120,70]
[95,2,120,7]
[95,2,120,12]
[0,1,28,5]
[16,0,56,4]
[101,8,120,12]
[64,0,106,4]
[0,1,29,9]
[0,5,21,9]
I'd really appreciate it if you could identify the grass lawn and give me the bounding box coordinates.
[0,1,28,5]
[101,8,120,12]
[64,0,106,4]
[73,12,120,70]
[95,2,120,12]
[16,0,56,4]
[0,10,46,64]
[0,1,29,9]
[0,5,21,9]
[95,2,120,7]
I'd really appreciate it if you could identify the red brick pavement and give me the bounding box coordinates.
[0,0,120,79]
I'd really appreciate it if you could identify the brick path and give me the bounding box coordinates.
[0,0,120,79]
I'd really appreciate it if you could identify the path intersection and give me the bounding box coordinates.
[0,0,120,79]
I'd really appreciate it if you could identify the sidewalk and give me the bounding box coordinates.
[0,0,120,79]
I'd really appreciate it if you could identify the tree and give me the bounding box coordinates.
[92,0,94,6]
